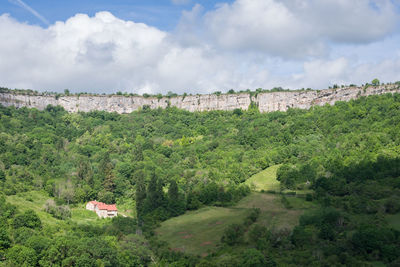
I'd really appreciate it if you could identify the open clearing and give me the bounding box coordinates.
[155,206,248,255]
[245,165,281,192]
[156,192,315,256]
[6,191,108,227]
[387,213,400,231]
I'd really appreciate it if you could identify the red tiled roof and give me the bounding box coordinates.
[88,201,117,211]
[98,203,117,211]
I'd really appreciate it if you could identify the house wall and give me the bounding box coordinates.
[86,202,95,211]
[107,211,117,217]
[96,209,108,218]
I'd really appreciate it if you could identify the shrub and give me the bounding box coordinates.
[13,210,42,229]
[280,195,292,209]
[43,199,71,220]
[221,224,245,245]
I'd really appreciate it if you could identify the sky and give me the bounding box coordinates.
[1,0,400,94]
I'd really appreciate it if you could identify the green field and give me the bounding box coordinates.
[156,192,314,256]
[156,206,248,255]
[245,165,281,192]
[6,191,110,227]
[387,213,400,231]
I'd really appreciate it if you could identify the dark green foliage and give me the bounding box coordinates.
[240,248,267,267]
[168,180,186,216]
[0,227,11,250]
[0,169,5,181]
[221,224,245,245]
[351,225,400,262]
[249,224,270,250]
[6,244,37,266]
[280,195,292,209]
[13,210,42,229]
[105,217,137,236]
[1,92,400,265]
[145,173,166,213]
[135,170,147,222]
[247,208,261,223]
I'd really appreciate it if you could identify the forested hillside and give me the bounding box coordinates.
[0,93,400,266]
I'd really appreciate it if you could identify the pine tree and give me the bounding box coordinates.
[168,180,179,202]
[135,170,146,221]
[168,180,185,216]
[145,173,165,213]
[100,152,115,193]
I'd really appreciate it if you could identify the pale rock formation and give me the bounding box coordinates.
[0,85,399,114]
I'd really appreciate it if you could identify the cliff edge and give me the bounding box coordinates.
[0,85,399,113]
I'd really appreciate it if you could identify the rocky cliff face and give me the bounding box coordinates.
[0,85,399,113]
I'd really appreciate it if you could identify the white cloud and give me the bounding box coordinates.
[203,0,398,58]
[0,12,273,93]
[0,0,399,94]
[289,57,400,89]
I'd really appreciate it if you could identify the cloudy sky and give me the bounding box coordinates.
[1,0,400,94]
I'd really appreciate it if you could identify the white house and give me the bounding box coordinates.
[86,201,118,218]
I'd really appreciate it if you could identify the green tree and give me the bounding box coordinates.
[100,152,115,193]
[371,78,380,86]
[13,210,42,229]
[135,170,147,222]
[0,169,5,181]
[0,227,10,250]
[168,180,185,216]
[6,245,37,266]
[221,224,245,245]
[240,249,267,267]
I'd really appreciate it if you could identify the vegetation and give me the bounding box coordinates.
[0,91,400,265]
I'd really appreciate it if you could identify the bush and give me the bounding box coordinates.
[13,210,41,229]
[221,224,245,245]
[248,208,261,223]
[240,248,270,267]
[6,245,37,266]
[43,199,71,220]
[280,195,292,209]
[249,224,270,250]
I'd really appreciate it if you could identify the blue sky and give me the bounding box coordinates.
[2,0,231,29]
[0,0,400,94]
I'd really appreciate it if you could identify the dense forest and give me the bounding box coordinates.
[0,92,400,266]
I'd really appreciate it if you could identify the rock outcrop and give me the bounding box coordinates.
[0,85,399,114]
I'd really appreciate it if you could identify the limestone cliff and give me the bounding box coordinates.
[0,85,399,114]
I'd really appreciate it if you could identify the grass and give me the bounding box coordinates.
[156,192,314,256]
[156,206,248,255]
[245,165,281,192]
[7,191,65,227]
[6,191,109,228]
[387,213,400,231]
[245,165,313,195]
[236,193,314,230]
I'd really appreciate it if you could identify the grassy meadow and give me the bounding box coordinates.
[156,191,316,256]
[6,191,110,227]
[245,165,281,192]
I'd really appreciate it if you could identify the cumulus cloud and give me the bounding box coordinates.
[0,12,274,93]
[289,57,400,89]
[0,0,399,94]
[203,0,398,58]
